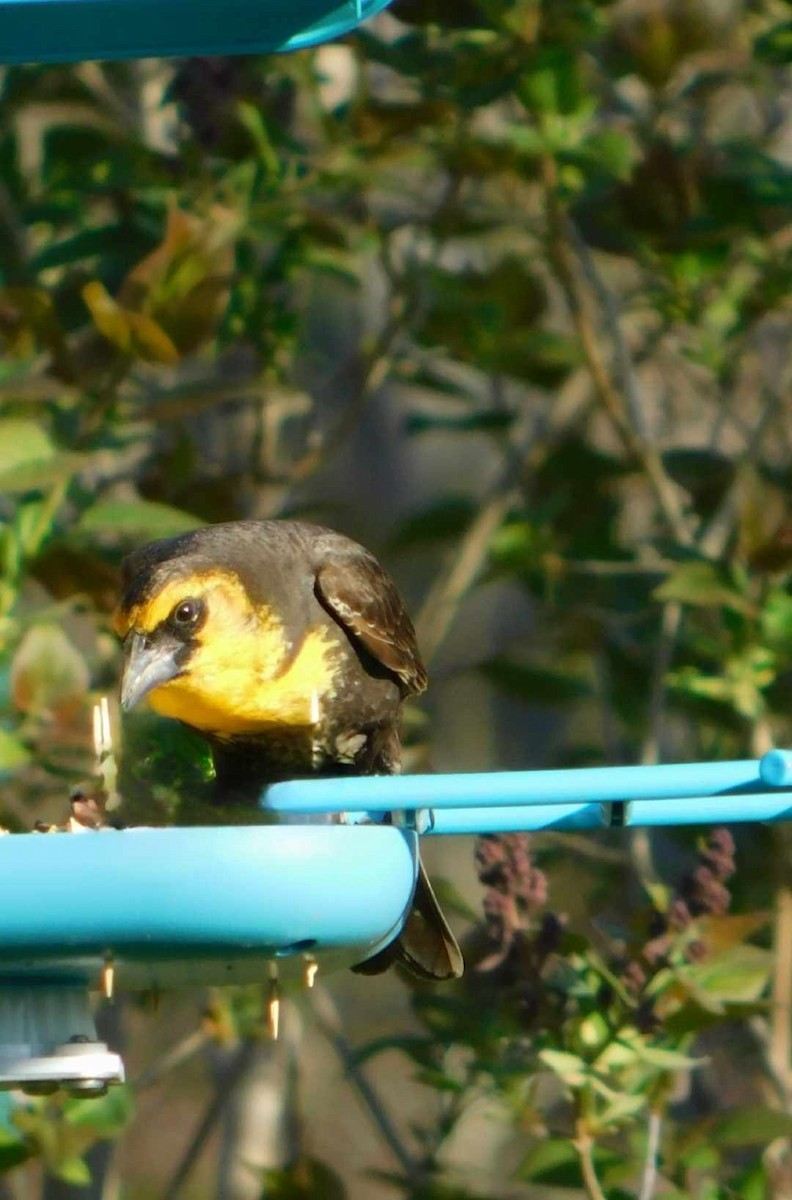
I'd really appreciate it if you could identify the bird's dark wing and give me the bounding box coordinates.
[352,860,464,980]
[315,552,428,696]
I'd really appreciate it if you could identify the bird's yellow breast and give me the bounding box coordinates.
[147,623,339,736]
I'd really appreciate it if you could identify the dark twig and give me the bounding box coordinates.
[569,222,648,442]
[162,1039,257,1200]
[308,984,422,1184]
[698,386,783,560]
[131,1029,209,1089]
[541,155,695,551]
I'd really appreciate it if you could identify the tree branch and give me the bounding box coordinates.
[769,886,792,1107]
[415,483,518,667]
[131,1029,209,1090]
[638,1109,662,1200]
[574,1123,607,1200]
[541,155,696,551]
[308,984,422,1185]
[163,1039,257,1200]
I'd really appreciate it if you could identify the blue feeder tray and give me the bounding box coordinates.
[1,748,791,1094]
[0,0,391,65]
[0,823,417,1094]
[0,824,418,988]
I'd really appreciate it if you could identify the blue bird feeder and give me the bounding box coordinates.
[6,0,784,1108]
[0,0,391,65]
[0,749,791,1094]
[0,822,418,1093]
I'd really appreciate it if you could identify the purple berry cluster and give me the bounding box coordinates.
[473,833,563,1022]
[622,828,736,1024]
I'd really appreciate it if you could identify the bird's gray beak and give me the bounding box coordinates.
[120,632,181,711]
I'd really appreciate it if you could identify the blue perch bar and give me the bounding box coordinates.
[264,751,792,834]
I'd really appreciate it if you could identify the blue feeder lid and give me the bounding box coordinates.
[0,825,418,988]
[0,0,391,65]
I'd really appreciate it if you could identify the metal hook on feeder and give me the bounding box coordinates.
[93,696,120,812]
[266,964,280,1040]
[100,954,115,1002]
[303,956,318,989]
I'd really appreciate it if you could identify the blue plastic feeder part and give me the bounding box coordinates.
[0,825,418,987]
[0,824,418,1092]
[0,750,790,1093]
[264,751,792,833]
[0,0,390,65]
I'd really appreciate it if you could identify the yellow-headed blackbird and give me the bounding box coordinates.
[114,519,463,981]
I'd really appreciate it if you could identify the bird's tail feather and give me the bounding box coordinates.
[352,857,464,981]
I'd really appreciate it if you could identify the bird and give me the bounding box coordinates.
[113,518,463,982]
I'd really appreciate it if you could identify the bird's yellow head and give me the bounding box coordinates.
[114,538,336,736]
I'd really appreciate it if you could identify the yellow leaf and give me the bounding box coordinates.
[82,281,133,354]
[11,623,90,720]
[127,311,180,364]
[698,911,772,954]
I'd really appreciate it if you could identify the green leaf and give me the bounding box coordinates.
[576,129,637,182]
[662,998,768,1038]
[516,48,588,117]
[0,728,31,775]
[478,122,544,160]
[521,1138,620,1186]
[538,1048,588,1086]
[684,944,772,1004]
[0,1102,33,1171]
[698,911,772,954]
[732,1161,773,1200]
[0,418,55,476]
[761,590,792,645]
[405,410,515,436]
[0,453,83,495]
[713,1106,792,1147]
[65,1085,134,1135]
[11,623,90,717]
[389,498,475,549]
[235,103,281,179]
[261,1156,347,1200]
[595,1091,647,1129]
[54,1156,92,1187]
[755,22,792,65]
[76,500,201,541]
[520,1138,580,1182]
[481,658,590,704]
[413,258,580,387]
[654,562,755,615]
[667,651,776,721]
[488,520,548,573]
[0,1139,33,1172]
[30,223,153,274]
[631,1043,702,1070]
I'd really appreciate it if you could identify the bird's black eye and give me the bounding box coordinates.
[171,597,204,628]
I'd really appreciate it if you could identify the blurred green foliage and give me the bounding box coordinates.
[2,0,792,1195]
